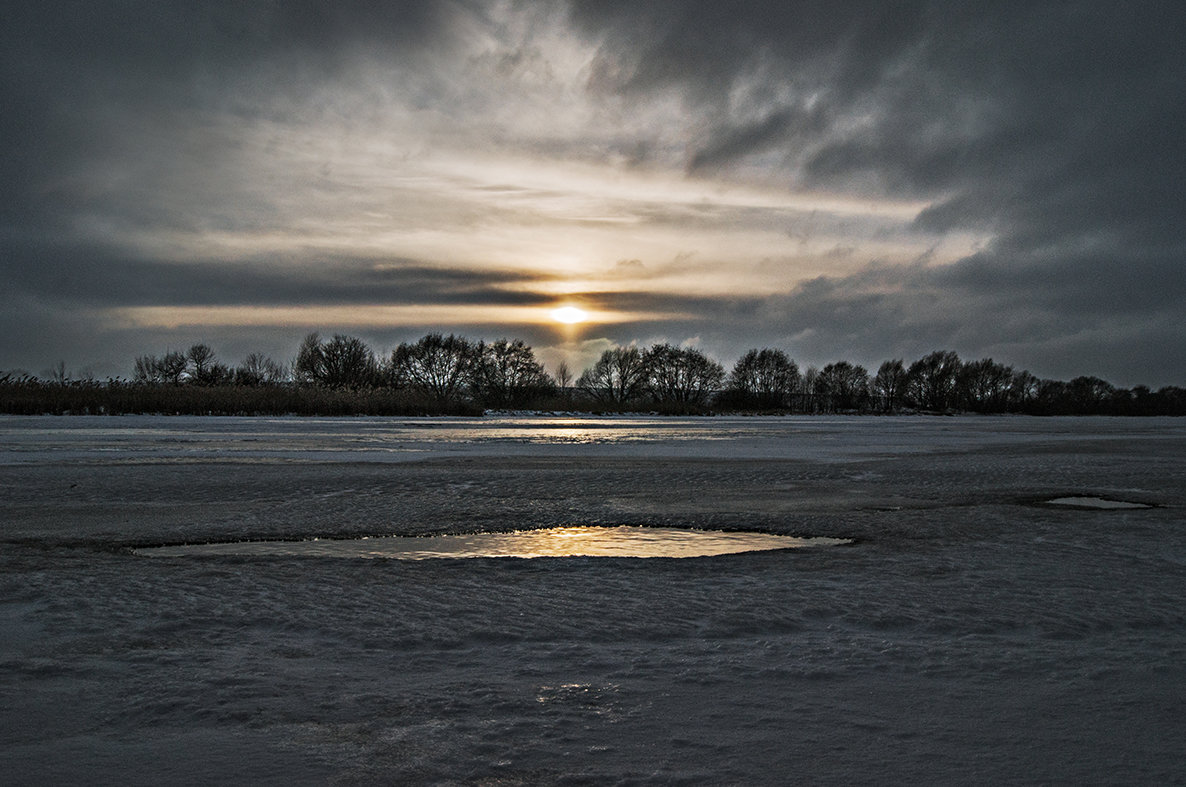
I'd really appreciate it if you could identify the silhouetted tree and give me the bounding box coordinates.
[389,333,476,402]
[293,332,325,385]
[133,355,154,383]
[957,358,1014,412]
[319,335,377,388]
[815,361,870,411]
[1068,376,1116,413]
[578,347,647,406]
[159,351,188,384]
[134,351,188,384]
[552,361,574,404]
[1034,379,1072,414]
[873,359,907,413]
[292,333,376,388]
[1155,386,1186,415]
[469,338,554,408]
[641,344,724,407]
[727,348,799,408]
[1008,370,1040,411]
[802,366,821,412]
[49,331,1186,417]
[1129,385,1155,415]
[186,344,233,385]
[554,361,573,390]
[907,350,962,410]
[234,353,286,386]
[1107,387,1136,415]
[187,344,215,381]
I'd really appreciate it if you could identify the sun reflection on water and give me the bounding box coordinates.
[136,526,851,559]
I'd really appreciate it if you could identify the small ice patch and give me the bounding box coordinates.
[1044,496,1152,510]
[134,526,851,559]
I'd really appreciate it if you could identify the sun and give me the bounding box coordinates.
[551,305,588,324]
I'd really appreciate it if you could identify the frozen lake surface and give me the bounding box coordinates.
[2,414,1185,783]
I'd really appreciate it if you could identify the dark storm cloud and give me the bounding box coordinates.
[2,241,554,310]
[568,0,1186,384]
[0,1,487,374]
[0,1,460,227]
[5,1,1186,385]
[1,0,481,254]
[687,109,803,174]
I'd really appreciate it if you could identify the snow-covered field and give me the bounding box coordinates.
[2,414,1184,784]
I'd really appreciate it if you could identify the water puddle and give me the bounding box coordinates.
[1043,496,1152,510]
[135,526,850,559]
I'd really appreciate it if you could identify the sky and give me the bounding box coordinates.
[3,1,1185,386]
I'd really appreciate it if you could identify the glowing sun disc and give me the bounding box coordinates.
[551,306,588,324]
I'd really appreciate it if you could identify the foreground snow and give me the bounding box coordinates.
[1,415,1184,784]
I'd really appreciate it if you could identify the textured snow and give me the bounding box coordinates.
[2,414,1185,784]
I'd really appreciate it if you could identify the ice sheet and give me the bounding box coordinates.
[2,412,1172,466]
[2,415,1184,783]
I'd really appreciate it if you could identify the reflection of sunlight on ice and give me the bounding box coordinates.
[531,427,605,445]
[136,526,851,559]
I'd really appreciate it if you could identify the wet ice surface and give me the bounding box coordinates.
[1044,496,1153,509]
[0,412,1162,465]
[2,415,1185,784]
[136,526,849,559]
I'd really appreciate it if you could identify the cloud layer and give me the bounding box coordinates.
[3,1,1185,385]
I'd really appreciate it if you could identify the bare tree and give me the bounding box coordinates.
[187,344,216,380]
[873,359,907,413]
[577,347,647,406]
[319,335,377,388]
[554,361,573,390]
[134,351,188,384]
[643,343,725,406]
[469,338,554,408]
[802,365,821,412]
[161,351,187,383]
[388,333,476,402]
[133,355,157,383]
[1007,369,1040,410]
[727,348,799,407]
[234,353,286,386]
[292,333,376,387]
[957,358,1014,412]
[293,332,325,385]
[1067,376,1116,413]
[553,361,573,403]
[815,361,870,411]
[186,344,232,385]
[906,350,961,411]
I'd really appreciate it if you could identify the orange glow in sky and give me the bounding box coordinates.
[551,306,589,324]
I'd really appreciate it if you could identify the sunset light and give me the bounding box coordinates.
[5,5,1186,783]
[2,1,1183,387]
[551,306,589,324]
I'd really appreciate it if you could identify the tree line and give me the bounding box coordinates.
[3,332,1185,416]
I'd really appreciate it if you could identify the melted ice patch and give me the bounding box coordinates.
[1044,496,1152,509]
[135,526,850,559]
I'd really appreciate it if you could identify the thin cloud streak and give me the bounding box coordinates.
[111,304,687,330]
